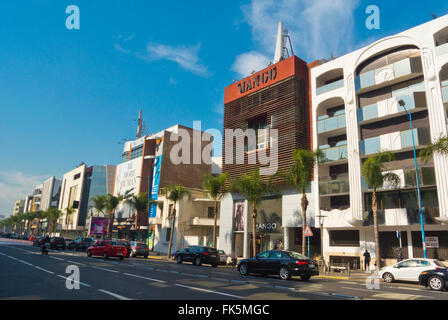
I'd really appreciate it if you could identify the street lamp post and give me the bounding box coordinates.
[315,214,327,271]
[398,99,427,258]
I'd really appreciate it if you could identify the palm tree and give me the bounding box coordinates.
[161,185,191,258]
[202,173,228,248]
[34,211,46,236]
[231,169,276,258]
[105,194,123,240]
[362,151,401,268]
[46,208,62,234]
[125,192,154,242]
[421,136,448,162]
[90,195,107,217]
[283,149,322,255]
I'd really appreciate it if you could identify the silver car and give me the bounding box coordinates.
[218,250,227,265]
[129,241,149,258]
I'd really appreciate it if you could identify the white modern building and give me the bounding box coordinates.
[40,176,62,211]
[310,15,448,268]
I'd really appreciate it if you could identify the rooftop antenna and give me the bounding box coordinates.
[137,109,143,138]
[273,22,294,64]
[431,13,438,19]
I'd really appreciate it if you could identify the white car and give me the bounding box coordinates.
[379,258,446,283]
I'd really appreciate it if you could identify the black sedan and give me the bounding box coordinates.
[49,237,66,250]
[69,237,95,251]
[419,268,448,291]
[237,250,319,281]
[174,245,219,267]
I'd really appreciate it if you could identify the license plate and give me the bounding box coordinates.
[309,264,315,268]
[210,255,216,257]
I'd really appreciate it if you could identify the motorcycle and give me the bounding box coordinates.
[41,242,49,255]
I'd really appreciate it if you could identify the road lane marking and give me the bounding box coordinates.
[195,274,209,279]
[329,293,361,299]
[274,285,296,291]
[123,273,166,283]
[18,259,33,266]
[98,289,132,300]
[67,260,86,266]
[92,266,119,273]
[34,266,55,274]
[174,284,243,299]
[50,257,65,261]
[57,275,91,287]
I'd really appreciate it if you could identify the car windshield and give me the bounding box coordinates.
[218,250,225,254]
[137,243,147,248]
[109,241,121,246]
[287,251,309,260]
[203,247,216,253]
[120,241,130,246]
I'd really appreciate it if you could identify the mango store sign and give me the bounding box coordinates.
[237,67,277,94]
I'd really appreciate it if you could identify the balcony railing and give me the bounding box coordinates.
[362,167,436,191]
[360,128,431,156]
[319,142,348,163]
[355,57,423,93]
[316,78,344,96]
[190,217,218,226]
[358,92,427,123]
[319,176,350,196]
[363,207,440,226]
[317,112,346,134]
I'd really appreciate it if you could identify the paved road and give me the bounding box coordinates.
[0,239,446,300]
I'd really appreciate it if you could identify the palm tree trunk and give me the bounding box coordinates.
[372,189,381,269]
[167,207,176,259]
[252,203,257,258]
[108,211,114,240]
[301,193,309,255]
[212,200,218,248]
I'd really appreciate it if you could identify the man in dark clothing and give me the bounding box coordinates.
[363,250,371,272]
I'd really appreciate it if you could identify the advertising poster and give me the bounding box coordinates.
[149,155,162,218]
[233,200,245,232]
[90,217,109,236]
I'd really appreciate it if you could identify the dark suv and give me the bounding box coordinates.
[175,245,219,267]
[49,237,66,250]
[71,237,95,251]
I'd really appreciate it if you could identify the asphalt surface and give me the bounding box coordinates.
[1,238,447,300]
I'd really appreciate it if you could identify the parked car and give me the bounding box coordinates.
[237,250,319,281]
[419,268,448,291]
[64,238,74,248]
[115,239,132,258]
[49,237,66,250]
[129,241,149,258]
[87,240,127,260]
[174,246,219,267]
[218,250,227,265]
[70,237,95,251]
[379,258,446,283]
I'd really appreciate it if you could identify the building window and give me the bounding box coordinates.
[165,228,172,242]
[329,230,360,247]
[246,116,268,151]
[208,207,214,218]
[74,173,81,180]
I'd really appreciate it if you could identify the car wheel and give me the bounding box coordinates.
[428,276,445,291]
[87,250,92,257]
[195,256,202,266]
[239,263,249,276]
[103,252,108,259]
[119,256,124,260]
[382,272,395,283]
[144,255,148,259]
[212,264,218,268]
[301,275,311,281]
[279,266,291,280]
[177,256,183,264]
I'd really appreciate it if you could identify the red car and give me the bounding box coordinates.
[87,240,127,260]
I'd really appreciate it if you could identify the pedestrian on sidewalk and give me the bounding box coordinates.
[363,249,371,273]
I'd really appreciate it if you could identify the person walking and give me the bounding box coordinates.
[363,249,371,273]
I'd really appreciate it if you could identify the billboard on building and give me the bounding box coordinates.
[233,200,245,232]
[90,217,109,236]
[114,157,142,197]
[149,155,162,218]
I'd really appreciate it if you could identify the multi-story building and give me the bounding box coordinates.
[12,200,25,216]
[310,15,448,268]
[58,164,90,237]
[40,177,62,211]
[219,23,315,259]
[114,124,213,251]
[30,185,43,212]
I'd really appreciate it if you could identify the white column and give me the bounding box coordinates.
[407,230,413,259]
[284,227,290,251]
[243,200,249,258]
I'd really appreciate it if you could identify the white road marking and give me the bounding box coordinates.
[18,259,33,266]
[98,289,132,300]
[67,260,86,266]
[49,257,65,261]
[123,273,166,283]
[34,266,55,274]
[174,284,243,299]
[92,266,118,273]
[57,275,91,287]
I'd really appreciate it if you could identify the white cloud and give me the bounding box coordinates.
[231,51,271,78]
[237,0,359,66]
[114,43,131,54]
[0,171,47,214]
[142,43,211,77]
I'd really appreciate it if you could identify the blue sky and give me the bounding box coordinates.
[1,0,448,215]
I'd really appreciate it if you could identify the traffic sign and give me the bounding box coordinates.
[303,225,313,237]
